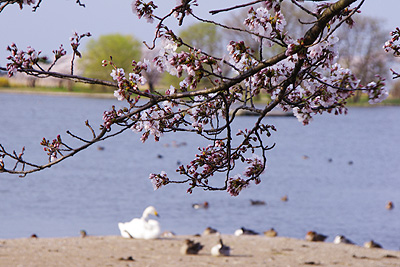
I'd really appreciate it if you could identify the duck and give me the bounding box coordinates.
[211,238,230,256]
[250,199,266,206]
[264,228,278,237]
[386,201,394,210]
[203,226,219,235]
[118,206,161,239]
[180,239,204,255]
[160,231,176,238]
[281,195,288,202]
[305,231,327,242]
[192,201,209,209]
[80,230,87,238]
[234,227,259,236]
[333,235,354,244]
[364,240,382,249]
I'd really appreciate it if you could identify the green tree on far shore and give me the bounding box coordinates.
[81,34,141,83]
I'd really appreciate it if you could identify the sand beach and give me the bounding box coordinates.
[0,234,399,267]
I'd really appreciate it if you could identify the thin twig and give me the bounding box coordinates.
[209,0,264,15]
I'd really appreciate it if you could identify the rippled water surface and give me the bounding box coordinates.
[0,93,399,250]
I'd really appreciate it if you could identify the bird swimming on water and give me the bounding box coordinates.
[192,201,209,209]
[250,199,266,205]
[386,201,394,210]
[281,195,288,202]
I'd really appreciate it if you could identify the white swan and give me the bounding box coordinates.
[118,206,161,239]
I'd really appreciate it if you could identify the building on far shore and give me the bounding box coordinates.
[8,56,83,90]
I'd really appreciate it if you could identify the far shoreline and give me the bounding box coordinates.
[0,88,116,99]
[1,87,400,106]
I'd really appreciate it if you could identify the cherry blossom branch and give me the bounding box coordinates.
[3,0,389,196]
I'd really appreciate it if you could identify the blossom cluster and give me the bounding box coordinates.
[263,0,282,13]
[172,0,198,25]
[383,27,400,79]
[384,27,400,56]
[6,43,46,77]
[244,6,287,47]
[227,176,249,197]
[244,155,265,182]
[132,0,158,23]
[179,141,227,182]
[102,106,125,130]
[227,40,256,71]
[103,59,149,102]
[364,79,388,104]
[70,32,91,58]
[40,135,62,162]
[52,45,67,60]
[18,0,36,9]
[23,0,36,4]
[154,36,219,90]
[149,171,169,190]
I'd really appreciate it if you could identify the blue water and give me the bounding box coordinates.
[0,92,399,250]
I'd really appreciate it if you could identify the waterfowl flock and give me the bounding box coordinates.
[114,201,394,256]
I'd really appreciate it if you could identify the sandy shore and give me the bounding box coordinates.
[0,234,399,267]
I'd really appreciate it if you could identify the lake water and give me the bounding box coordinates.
[0,92,399,250]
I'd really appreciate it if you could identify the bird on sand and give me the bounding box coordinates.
[211,238,230,256]
[364,240,382,249]
[80,230,87,238]
[234,227,259,236]
[203,226,219,235]
[264,228,278,237]
[333,235,354,245]
[118,206,161,239]
[180,239,204,255]
[305,231,327,242]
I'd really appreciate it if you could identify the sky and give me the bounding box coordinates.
[0,0,399,67]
